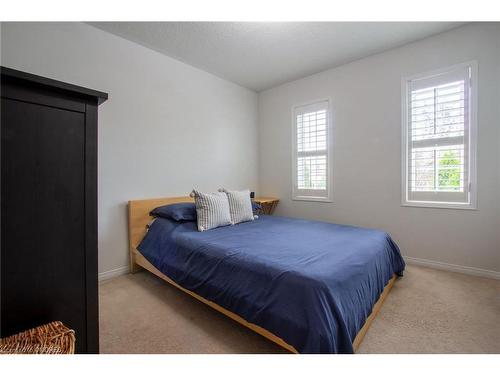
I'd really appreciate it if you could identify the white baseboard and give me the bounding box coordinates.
[98,265,130,282]
[404,256,500,280]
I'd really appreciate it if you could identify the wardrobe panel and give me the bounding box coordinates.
[1,98,87,351]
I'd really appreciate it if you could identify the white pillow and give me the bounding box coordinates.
[219,188,256,225]
[190,190,232,232]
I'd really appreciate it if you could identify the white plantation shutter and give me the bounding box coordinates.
[402,62,477,208]
[292,100,331,201]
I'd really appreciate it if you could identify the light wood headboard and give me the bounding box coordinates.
[128,196,194,272]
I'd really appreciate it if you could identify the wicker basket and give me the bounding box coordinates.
[0,321,75,354]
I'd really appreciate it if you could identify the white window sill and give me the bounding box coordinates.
[401,201,477,210]
[292,196,332,203]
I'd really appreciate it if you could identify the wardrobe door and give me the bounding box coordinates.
[1,98,88,352]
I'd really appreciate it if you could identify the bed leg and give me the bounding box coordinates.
[129,249,143,274]
[130,262,142,274]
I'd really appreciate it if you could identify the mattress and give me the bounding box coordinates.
[138,215,405,353]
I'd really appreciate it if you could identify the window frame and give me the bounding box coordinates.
[401,61,478,210]
[291,98,333,203]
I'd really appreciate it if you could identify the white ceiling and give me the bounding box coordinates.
[89,22,466,92]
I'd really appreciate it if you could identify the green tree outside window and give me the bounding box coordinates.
[438,150,462,191]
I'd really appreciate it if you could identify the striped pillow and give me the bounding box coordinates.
[220,188,256,224]
[190,190,232,232]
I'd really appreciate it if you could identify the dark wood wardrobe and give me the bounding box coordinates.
[0,67,108,353]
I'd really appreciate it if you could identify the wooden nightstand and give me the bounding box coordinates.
[253,197,279,215]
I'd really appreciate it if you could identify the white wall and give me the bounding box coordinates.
[258,23,500,274]
[1,22,259,275]
[1,22,498,277]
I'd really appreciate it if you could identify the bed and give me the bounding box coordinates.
[128,196,405,354]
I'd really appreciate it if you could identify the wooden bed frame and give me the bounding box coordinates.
[128,196,397,354]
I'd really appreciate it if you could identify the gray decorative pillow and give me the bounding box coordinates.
[189,190,232,231]
[219,188,256,224]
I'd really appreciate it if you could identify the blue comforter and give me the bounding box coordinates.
[138,215,405,353]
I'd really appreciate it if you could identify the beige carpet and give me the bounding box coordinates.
[99,265,500,354]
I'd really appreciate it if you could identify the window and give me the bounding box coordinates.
[402,62,477,209]
[292,100,331,201]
